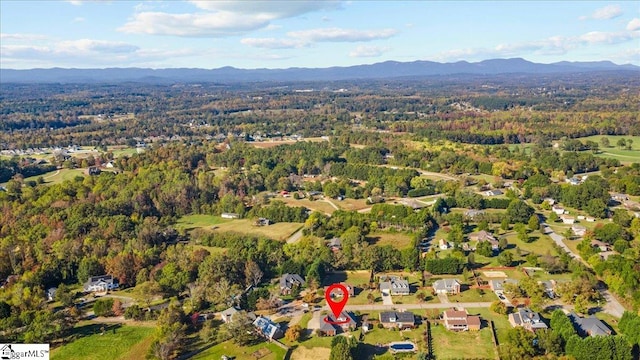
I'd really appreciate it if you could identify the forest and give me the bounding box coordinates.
[0,73,639,359]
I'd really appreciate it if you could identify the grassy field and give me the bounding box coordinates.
[431,322,497,360]
[51,323,155,360]
[335,198,370,211]
[572,135,640,164]
[367,231,413,250]
[175,214,231,231]
[176,214,302,241]
[192,340,287,360]
[279,197,338,215]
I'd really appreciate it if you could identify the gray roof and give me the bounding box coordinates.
[433,279,460,291]
[280,274,305,290]
[380,311,415,324]
[511,308,547,329]
[253,316,281,339]
[489,279,504,291]
[569,313,611,337]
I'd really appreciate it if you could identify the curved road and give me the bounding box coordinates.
[543,224,626,318]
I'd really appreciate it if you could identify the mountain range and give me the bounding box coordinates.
[1,58,638,84]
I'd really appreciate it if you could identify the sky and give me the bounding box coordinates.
[1,1,639,69]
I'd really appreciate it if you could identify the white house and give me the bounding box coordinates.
[572,225,587,237]
[560,215,575,225]
[439,239,449,250]
[83,275,118,293]
[552,205,566,215]
[221,213,240,219]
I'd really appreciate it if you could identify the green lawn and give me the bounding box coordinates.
[175,214,302,241]
[192,340,287,360]
[367,231,414,250]
[176,214,230,231]
[431,322,496,360]
[51,323,155,360]
[571,135,640,164]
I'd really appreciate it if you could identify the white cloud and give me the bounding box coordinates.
[119,11,268,37]
[627,18,640,31]
[73,17,86,23]
[241,27,398,49]
[189,1,342,17]
[66,0,83,5]
[0,38,203,68]
[433,28,639,62]
[288,27,397,42]
[579,31,637,44]
[581,4,623,20]
[120,1,344,37]
[349,45,390,58]
[0,33,48,41]
[240,38,305,49]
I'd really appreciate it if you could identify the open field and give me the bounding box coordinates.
[279,197,338,215]
[175,214,230,231]
[367,231,414,250]
[572,135,640,164]
[176,214,302,241]
[291,346,331,360]
[335,198,370,211]
[192,340,287,360]
[431,321,497,360]
[212,219,302,241]
[51,323,155,360]
[250,137,328,149]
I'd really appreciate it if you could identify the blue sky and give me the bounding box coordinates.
[1,1,639,69]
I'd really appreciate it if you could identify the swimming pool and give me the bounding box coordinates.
[388,341,417,353]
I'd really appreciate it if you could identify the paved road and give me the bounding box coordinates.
[543,224,626,318]
[342,302,492,311]
[286,228,304,244]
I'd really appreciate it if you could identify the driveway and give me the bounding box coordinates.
[543,224,626,318]
[381,291,394,305]
[437,293,450,304]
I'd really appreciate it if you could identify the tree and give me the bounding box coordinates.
[600,137,610,148]
[617,138,627,149]
[498,252,513,266]
[506,199,535,224]
[527,215,539,231]
[285,324,303,342]
[499,327,536,360]
[550,309,577,342]
[536,328,562,355]
[54,284,75,307]
[330,336,355,360]
[476,240,493,257]
[225,311,259,346]
[490,300,508,315]
[93,298,114,317]
[244,261,263,287]
[585,198,608,218]
[112,299,123,316]
[626,138,633,150]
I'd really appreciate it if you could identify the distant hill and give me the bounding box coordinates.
[1,58,638,84]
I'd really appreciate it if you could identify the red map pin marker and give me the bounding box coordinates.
[325,283,349,319]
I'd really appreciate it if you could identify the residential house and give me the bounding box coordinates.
[469,230,500,251]
[566,177,581,186]
[552,205,566,215]
[220,306,256,324]
[560,215,575,225]
[255,218,271,226]
[591,240,610,252]
[432,279,461,295]
[280,274,305,295]
[87,166,101,176]
[379,311,416,329]
[46,287,57,302]
[439,239,449,250]
[327,237,342,251]
[586,217,596,222]
[379,276,411,296]
[464,209,485,220]
[221,213,240,219]
[572,225,587,237]
[367,196,385,204]
[544,198,556,206]
[104,161,115,169]
[442,309,481,331]
[400,199,427,210]
[319,311,357,336]
[483,189,503,196]
[611,193,629,202]
[508,308,548,332]
[568,313,612,337]
[83,275,118,293]
[325,282,355,297]
[599,251,618,260]
[253,316,283,340]
[538,280,557,299]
